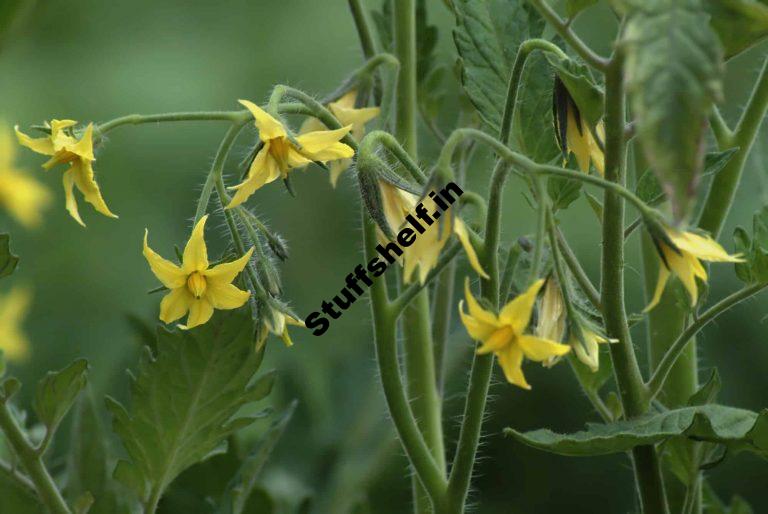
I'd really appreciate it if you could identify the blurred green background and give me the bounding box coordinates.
[1,1,767,512]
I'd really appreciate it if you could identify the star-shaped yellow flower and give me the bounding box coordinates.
[646,228,743,311]
[300,90,379,187]
[459,278,570,389]
[0,287,33,362]
[0,125,50,228]
[143,215,254,329]
[15,120,116,226]
[226,100,355,208]
[378,181,488,284]
[554,79,605,176]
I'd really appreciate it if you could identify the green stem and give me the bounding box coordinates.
[193,121,247,225]
[393,3,446,511]
[94,103,312,139]
[646,282,768,400]
[348,0,378,59]
[555,228,602,310]
[527,0,609,71]
[528,177,548,285]
[0,402,71,514]
[363,215,448,505]
[392,244,462,316]
[699,56,768,237]
[602,54,668,514]
[362,131,426,184]
[432,260,457,394]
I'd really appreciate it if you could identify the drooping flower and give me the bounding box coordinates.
[537,277,567,368]
[300,90,379,187]
[0,125,51,227]
[0,287,33,362]
[143,215,254,329]
[378,181,488,284]
[646,227,743,311]
[15,120,116,226]
[459,278,571,389]
[226,100,355,208]
[257,308,305,349]
[553,77,605,176]
[571,328,617,372]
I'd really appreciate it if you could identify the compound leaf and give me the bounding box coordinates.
[506,404,768,458]
[107,309,273,505]
[624,0,724,221]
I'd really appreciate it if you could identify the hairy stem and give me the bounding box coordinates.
[0,402,71,514]
[602,54,668,514]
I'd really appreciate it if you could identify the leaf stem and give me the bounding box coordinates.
[527,0,609,71]
[0,402,71,514]
[646,282,768,401]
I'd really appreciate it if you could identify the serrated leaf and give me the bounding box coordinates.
[704,0,768,59]
[547,176,582,212]
[107,309,272,505]
[0,234,19,279]
[453,0,545,134]
[635,149,737,204]
[65,393,123,514]
[732,205,768,283]
[33,359,88,435]
[624,0,724,221]
[506,404,768,458]
[217,401,296,514]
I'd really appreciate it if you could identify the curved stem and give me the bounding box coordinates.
[646,282,768,401]
[193,121,247,225]
[0,402,71,514]
[360,131,426,184]
[527,0,609,71]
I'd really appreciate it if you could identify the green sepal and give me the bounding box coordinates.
[545,53,604,126]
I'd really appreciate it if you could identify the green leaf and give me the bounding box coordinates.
[634,148,738,204]
[65,393,124,514]
[515,49,561,162]
[217,401,296,514]
[547,176,582,212]
[732,205,768,283]
[688,368,721,406]
[0,234,19,280]
[453,0,544,133]
[107,309,273,505]
[566,0,599,17]
[0,468,41,514]
[33,359,88,435]
[567,352,613,395]
[506,404,768,457]
[545,53,604,126]
[704,0,768,59]
[624,0,724,221]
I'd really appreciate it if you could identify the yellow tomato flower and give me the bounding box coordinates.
[554,80,605,176]
[257,309,305,350]
[646,228,743,311]
[378,181,488,284]
[300,90,380,187]
[15,120,116,226]
[536,277,567,368]
[0,125,51,227]
[226,100,355,208]
[143,215,254,329]
[0,287,33,362]
[459,278,571,389]
[572,328,617,373]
